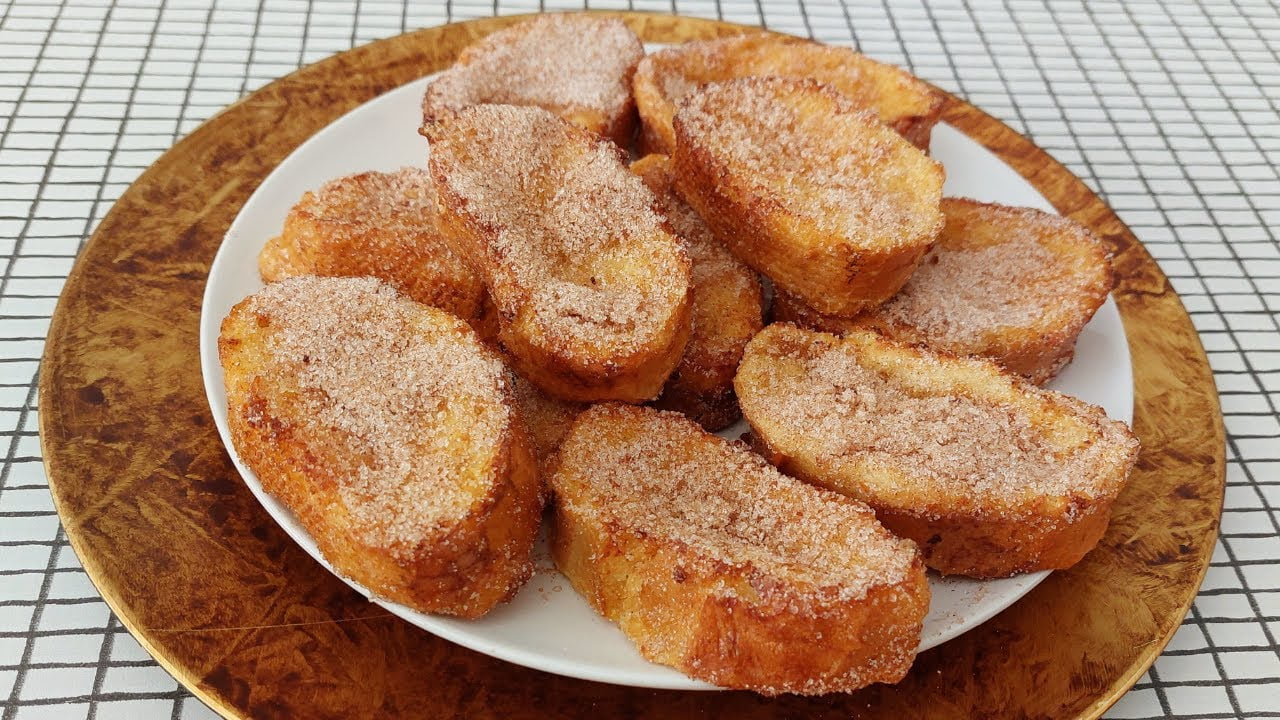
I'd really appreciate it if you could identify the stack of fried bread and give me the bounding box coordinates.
[630,154,764,429]
[221,15,1138,696]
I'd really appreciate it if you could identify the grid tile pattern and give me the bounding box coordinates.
[1,1,1277,718]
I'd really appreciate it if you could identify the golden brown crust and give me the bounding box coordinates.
[258,168,484,321]
[426,105,692,403]
[772,197,1116,384]
[735,324,1140,578]
[422,15,643,146]
[672,77,944,317]
[631,154,764,430]
[219,277,542,617]
[550,404,929,695]
[634,34,943,155]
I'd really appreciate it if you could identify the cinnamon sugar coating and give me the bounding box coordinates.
[422,14,643,146]
[773,197,1115,384]
[219,276,542,617]
[735,324,1139,577]
[634,34,942,154]
[672,77,944,317]
[426,104,692,402]
[550,404,928,695]
[258,167,484,321]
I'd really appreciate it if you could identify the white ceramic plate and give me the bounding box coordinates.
[200,60,1134,691]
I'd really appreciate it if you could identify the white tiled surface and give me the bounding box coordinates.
[1,1,1278,718]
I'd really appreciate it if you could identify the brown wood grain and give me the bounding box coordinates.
[39,12,1224,719]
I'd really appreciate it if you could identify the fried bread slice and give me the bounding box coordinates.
[425,105,693,403]
[631,154,765,430]
[673,77,944,317]
[218,276,542,617]
[257,168,484,321]
[634,34,942,154]
[736,324,1139,577]
[772,198,1115,384]
[421,14,644,146]
[550,404,929,695]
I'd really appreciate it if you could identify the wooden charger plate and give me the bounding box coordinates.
[41,12,1224,719]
